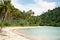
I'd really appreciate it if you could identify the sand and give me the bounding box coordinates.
[0,26,49,40]
[0,27,31,40]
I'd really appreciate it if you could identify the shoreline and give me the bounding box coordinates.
[0,27,32,40]
[0,26,43,40]
[0,26,59,40]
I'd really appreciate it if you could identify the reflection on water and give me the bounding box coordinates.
[18,27,60,40]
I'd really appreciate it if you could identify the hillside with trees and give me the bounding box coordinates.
[0,0,60,27]
[40,7,60,26]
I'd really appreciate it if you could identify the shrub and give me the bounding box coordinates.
[4,22,11,26]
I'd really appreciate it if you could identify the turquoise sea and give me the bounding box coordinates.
[18,27,60,40]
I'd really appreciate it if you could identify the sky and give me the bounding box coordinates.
[11,0,60,16]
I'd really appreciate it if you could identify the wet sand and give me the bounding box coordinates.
[0,26,51,40]
[0,27,31,40]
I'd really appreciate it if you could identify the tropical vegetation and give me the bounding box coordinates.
[0,0,60,27]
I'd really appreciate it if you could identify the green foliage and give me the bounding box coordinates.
[40,7,60,26]
[15,20,29,26]
[0,22,2,26]
[0,0,60,27]
[4,22,11,26]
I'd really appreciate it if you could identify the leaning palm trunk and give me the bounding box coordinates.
[1,7,8,29]
[0,0,8,32]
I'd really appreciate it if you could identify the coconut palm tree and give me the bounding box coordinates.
[0,0,11,32]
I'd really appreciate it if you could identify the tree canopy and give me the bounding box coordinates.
[40,7,60,27]
[0,0,60,27]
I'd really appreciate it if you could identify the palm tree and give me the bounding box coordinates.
[0,0,11,32]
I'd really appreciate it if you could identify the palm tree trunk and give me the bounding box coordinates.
[1,7,8,28]
[0,0,8,32]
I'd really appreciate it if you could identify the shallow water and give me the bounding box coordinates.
[18,27,60,40]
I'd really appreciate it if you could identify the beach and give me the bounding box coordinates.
[0,26,55,40]
[0,26,42,40]
[0,27,32,40]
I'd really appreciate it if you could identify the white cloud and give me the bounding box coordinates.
[11,0,56,16]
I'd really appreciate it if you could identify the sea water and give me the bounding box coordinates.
[18,27,60,40]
